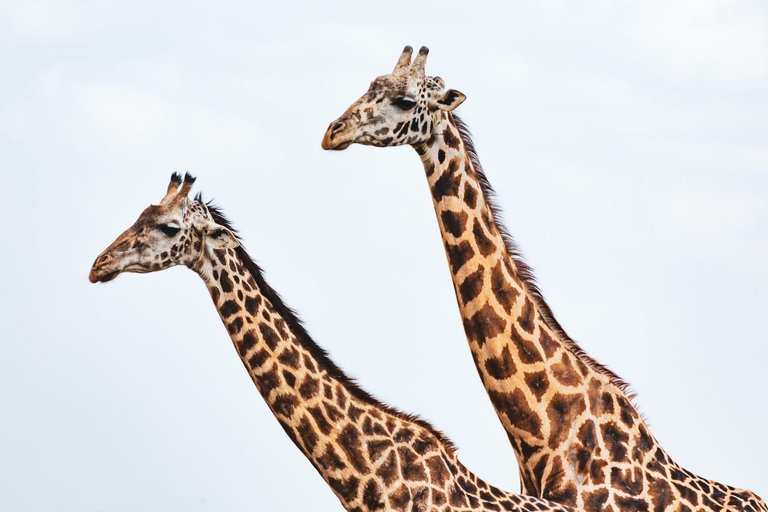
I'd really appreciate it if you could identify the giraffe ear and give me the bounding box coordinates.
[435,89,466,111]
[205,225,240,249]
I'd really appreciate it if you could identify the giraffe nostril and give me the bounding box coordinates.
[96,254,111,267]
[330,121,346,138]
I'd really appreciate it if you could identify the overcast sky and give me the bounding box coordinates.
[1,1,766,511]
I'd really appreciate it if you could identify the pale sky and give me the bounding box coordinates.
[1,1,766,511]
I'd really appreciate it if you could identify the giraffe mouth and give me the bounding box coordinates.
[89,268,119,283]
[331,140,352,151]
[321,133,353,151]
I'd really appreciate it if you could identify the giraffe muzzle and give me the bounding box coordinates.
[321,119,353,150]
[89,253,119,283]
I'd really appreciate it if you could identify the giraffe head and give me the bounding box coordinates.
[89,173,239,283]
[321,45,466,151]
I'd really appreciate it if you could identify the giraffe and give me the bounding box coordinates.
[321,46,767,512]
[88,172,580,512]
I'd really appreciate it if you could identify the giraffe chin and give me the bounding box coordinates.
[322,138,353,151]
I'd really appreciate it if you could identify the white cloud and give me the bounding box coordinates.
[0,0,82,37]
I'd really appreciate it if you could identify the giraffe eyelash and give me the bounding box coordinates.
[158,224,181,237]
[393,97,417,110]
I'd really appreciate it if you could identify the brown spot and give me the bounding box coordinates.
[362,480,385,510]
[412,434,434,454]
[551,352,583,387]
[472,218,496,256]
[238,330,258,356]
[393,427,413,443]
[615,496,648,512]
[632,424,655,460]
[282,370,296,388]
[425,456,450,487]
[457,475,477,494]
[348,404,364,422]
[600,421,629,462]
[440,209,468,238]
[488,388,543,440]
[462,303,507,347]
[611,467,644,496]
[302,354,317,373]
[335,384,348,410]
[220,270,233,293]
[576,419,597,459]
[389,483,411,511]
[297,415,318,453]
[590,458,608,485]
[601,392,615,414]
[317,444,346,471]
[431,167,461,202]
[298,375,319,399]
[524,370,549,401]
[518,297,535,333]
[510,324,543,364]
[463,183,478,209]
[490,260,519,313]
[397,446,426,481]
[366,439,393,462]
[617,395,637,428]
[649,479,674,512]
[674,482,700,507]
[376,450,399,485]
[323,402,343,423]
[259,324,280,350]
[256,365,281,397]
[338,424,368,473]
[583,489,610,512]
[247,348,269,369]
[245,295,261,315]
[431,489,446,507]
[445,240,475,275]
[449,483,468,507]
[277,346,300,369]
[443,127,460,149]
[227,317,244,335]
[546,392,586,449]
[308,405,333,435]
[410,487,429,512]
[587,378,602,416]
[538,329,559,358]
[328,475,360,501]
[272,393,299,418]
[543,456,578,505]
[459,265,485,304]
[484,345,517,380]
[273,318,287,338]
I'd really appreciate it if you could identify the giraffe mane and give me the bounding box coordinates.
[451,114,636,400]
[198,195,457,453]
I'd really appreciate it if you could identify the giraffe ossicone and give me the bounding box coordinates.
[322,46,767,512]
[90,173,581,512]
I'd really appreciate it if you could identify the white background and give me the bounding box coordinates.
[1,1,766,510]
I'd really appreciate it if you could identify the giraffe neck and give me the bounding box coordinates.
[197,247,376,504]
[193,242,573,512]
[413,113,651,498]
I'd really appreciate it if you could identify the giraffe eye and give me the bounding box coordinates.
[393,97,417,110]
[158,224,181,237]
